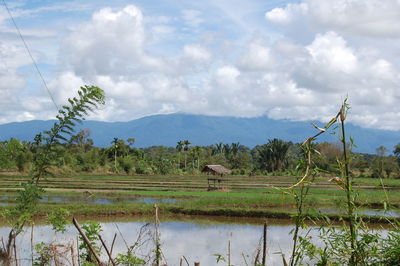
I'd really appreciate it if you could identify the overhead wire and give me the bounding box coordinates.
[1,0,59,111]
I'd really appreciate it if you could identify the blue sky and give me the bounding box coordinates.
[1,0,400,131]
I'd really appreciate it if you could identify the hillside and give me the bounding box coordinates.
[1,114,399,154]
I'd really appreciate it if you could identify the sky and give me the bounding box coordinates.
[1,0,400,131]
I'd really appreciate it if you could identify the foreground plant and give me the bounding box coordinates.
[0,85,105,265]
[285,110,339,266]
[285,99,400,266]
[31,85,105,184]
[282,99,361,265]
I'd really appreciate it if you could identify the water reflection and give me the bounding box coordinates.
[317,208,400,218]
[0,219,303,266]
[0,195,179,205]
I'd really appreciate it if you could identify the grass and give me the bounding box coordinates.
[0,173,399,221]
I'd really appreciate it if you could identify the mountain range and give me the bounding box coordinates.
[1,113,399,154]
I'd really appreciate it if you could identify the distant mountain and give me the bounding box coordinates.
[1,114,399,154]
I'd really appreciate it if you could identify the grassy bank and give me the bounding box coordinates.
[0,200,396,225]
[0,173,399,223]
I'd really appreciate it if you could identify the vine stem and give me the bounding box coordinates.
[340,104,357,265]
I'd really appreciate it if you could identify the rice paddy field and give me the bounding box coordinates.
[0,173,399,220]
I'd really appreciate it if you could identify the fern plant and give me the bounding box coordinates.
[0,85,105,265]
[31,85,105,184]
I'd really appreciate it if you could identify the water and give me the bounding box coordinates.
[317,208,400,218]
[360,209,400,217]
[0,215,395,266]
[0,217,299,266]
[0,195,179,205]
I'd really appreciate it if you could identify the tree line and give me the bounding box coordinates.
[0,130,400,178]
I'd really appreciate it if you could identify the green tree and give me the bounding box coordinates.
[375,145,388,178]
[212,142,224,155]
[176,140,184,168]
[110,137,129,172]
[393,143,400,165]
[0,138,26,171]
[182,140,191,170]
[127,137,135,147]
[256,139,290,172]
[70,128,93,152]
[190,146,202,170]
[1,85,105,265]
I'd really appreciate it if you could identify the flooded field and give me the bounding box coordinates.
[0,216,316,266]
[0,194,179,205]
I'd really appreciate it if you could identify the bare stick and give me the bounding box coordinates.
[228,240,231,266]
[154,205,160,266]
[70,244,77,266]
[262,221,267,265]
[31,222,34,265]
[1,237,4,249]
[77,236,80,266]
[282,254,289,266]
[53,248,59,266]
[108,233,117,265]
[241,252,249,266]
[182,255,190,266]
[115,223,129,250]
[72,217,103,265]
[254,248,260,266]
[98,234,116,266]
[13,236,18,266]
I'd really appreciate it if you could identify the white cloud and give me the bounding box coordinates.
[183,44,212,64]
[266,0,400,38]
[306,31,357,74]
[61,5,164,77]
[266,3,308,25]
[181,10,204,28]
[239,37,275,71]
[307,0,400,37]
[215,66,240,88]
[2,1,400,132]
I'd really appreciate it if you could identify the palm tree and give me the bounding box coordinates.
[257,139,290,172]
[376,145,388,178]
[111,137,119,172]
[127,137,135,147]
[183,140,191,169]
[223,144,231,158]
[230,142,240,157]
[212,142,224,155]
[176,141,184,169]
[191,146,202,170]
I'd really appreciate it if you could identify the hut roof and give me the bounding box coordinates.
[202,165,231,175]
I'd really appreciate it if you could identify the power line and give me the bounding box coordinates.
[1,0,59,111]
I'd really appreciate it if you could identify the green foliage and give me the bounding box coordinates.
[213,253,226,263]
[78,222,102,263]
[115,251,146,265]
[256,139,291,172]
[379,224,400,265]
[2,183,44,232]
[33,242,52,266]
[283,99,400,266]
[0,138,28,171]
[31,85,105,183]
[46,208,70,233]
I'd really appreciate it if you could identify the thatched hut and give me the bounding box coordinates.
[202,165,231,175]
[202,165,231,191]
